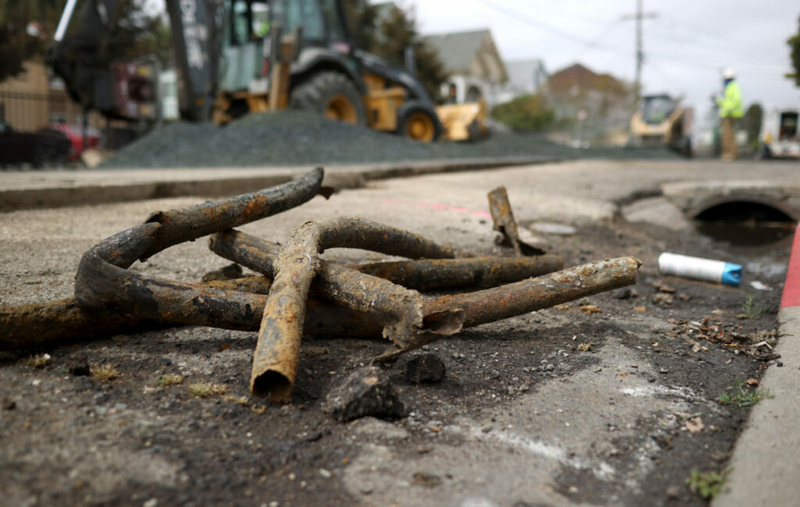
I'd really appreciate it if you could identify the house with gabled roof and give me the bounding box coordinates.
[420,29,508,107]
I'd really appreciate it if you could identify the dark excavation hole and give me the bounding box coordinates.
[695,201,795,222]
[694,200,796,246]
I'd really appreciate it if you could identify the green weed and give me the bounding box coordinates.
[739,295,763,320]
[718,381,773,407]
[686,468,731,499]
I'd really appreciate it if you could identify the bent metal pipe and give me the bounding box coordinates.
[250,217,459,402]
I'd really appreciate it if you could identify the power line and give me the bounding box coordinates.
[647,21,786,66]
[466,0,629,56]
[463,0,792,83]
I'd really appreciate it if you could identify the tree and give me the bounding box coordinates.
[491,93,555,131]
[342,0,377,53]
[0,0,168,84]
[342,0,448,99]
[788,15,800,87]
[0,0,62,82]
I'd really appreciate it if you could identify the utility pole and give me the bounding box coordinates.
[621,0,657,102]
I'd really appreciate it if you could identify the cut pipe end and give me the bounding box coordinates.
[251,370,293,403]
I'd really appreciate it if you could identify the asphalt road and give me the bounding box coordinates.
[0,159,796,507]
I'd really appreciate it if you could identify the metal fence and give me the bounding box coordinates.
[0,90,102,132]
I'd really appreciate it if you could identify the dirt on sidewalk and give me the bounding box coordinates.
[0,183,787,507]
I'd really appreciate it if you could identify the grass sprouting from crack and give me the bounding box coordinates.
[188,382,228,398]
[718,381,774,407]
[90,364,119,381]
[25,354,52,368]
[739,295,763,320]
[156,374,183,387]
[686,468,731,499]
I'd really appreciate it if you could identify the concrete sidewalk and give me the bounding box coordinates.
[2,158,797,505]
[0,156,551,212]
[712,224,800,507]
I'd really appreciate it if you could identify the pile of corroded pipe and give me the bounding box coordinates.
[0,168,640,402]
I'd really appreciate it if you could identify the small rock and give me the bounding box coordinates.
[326,367,406,422]
[318,469,332,479]
[652,293,674,306]
[143,499,158,507]
[545,364,555,372]
[406,354,446,384]
[653,281,676,293]
[666,485,682,499]
[411,472,442,487]
[613,288,636,300]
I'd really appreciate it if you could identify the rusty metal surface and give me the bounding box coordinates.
[75,168,324,305]
[138,167,325,261]
[371,257,642,362]
[488,186,522,256]
[425,257,642,328]
[5,167,641,409]
[0,284,382,352]
[61,169,326,350]
[0,298,156,351]
[251,217,458,401]
[211,229,563,291]
[355,256,564,291]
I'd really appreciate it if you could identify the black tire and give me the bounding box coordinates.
[289,71,367,127]
[396,100,442,143]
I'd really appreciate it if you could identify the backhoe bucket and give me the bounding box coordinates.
[436,100,488,142]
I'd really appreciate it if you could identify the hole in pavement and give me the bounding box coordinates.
[694,200,796,246]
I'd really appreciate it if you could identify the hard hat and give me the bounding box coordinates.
[722,67,736,79]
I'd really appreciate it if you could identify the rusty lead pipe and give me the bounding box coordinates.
[488,186,522,256]
[251,217,457,402]
[138,167,327,261]
[0,278,385,352]
[74,168,326,314]
[210,229,564,291]
[427,256,641,328]
[374,256,642,362]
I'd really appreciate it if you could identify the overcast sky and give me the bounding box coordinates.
[402,0,800,128]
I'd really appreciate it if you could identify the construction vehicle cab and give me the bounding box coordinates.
[216,0,449,141]
[629,94,692,157]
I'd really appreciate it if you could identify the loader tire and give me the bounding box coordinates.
[289,71,367,127]
[396,101,441,143]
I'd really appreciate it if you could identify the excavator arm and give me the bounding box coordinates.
[48,0,219,123]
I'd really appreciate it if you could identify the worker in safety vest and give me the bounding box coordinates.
[716,67,743,160]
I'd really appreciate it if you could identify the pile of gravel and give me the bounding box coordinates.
[100,110,679,169]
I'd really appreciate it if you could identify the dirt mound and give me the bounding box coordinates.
[100,111,680,168]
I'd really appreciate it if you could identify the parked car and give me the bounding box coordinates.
[38,123,102,161]
[0,120,71,168]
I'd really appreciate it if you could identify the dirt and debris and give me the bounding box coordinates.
[1,170,638,406]
[405,354,447,384]
[325,366,406,422]
[0,163,788,507]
